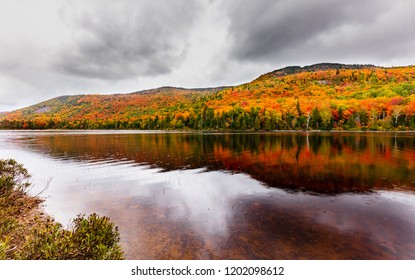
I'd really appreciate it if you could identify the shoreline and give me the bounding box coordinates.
[1,128,415,134]
[0,159,124,260]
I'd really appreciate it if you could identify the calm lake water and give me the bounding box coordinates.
[1,130,415,259]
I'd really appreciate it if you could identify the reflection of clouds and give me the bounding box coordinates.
[147,169,273,239]
[76,164,275,241]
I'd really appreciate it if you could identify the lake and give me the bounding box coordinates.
[1,130,415,259]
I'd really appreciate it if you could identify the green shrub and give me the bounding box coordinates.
[71,214,124,260]
[19,214,124,260]
[0,159,31,196]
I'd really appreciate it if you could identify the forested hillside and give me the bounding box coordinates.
[0,87,223,129]
[2,63,415,130]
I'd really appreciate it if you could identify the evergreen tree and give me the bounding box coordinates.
[254,116,261,130]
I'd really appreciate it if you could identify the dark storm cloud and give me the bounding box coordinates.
[55,0,202,80]
[225,0,415,65]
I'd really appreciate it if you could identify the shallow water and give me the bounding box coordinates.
[1,130,415,259]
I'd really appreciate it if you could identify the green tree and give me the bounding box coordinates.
[254,116,261,130]
[264,117,271,131]
[241,117,247,130]
[175,119,184,129]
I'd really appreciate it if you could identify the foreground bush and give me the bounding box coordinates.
[0,159,31,196]
[18,213,124,260]
[0,158,124,260]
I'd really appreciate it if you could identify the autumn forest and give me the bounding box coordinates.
[2,63,415,131]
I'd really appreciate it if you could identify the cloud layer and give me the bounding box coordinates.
[55,0,202,80]
[0,0,414,111]
[225,0,415,65]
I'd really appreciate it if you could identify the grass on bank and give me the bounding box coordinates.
[0,158,124,260]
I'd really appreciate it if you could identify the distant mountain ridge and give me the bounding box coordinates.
[1,63,415,131]
[2,63,374,114]
[272,63,377,76]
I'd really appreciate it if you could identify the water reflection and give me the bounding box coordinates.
[1,131,415,259]
[11,132,415,193]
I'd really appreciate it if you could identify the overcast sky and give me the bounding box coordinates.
[1,0,415,112]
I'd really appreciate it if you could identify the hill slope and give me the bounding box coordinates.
[1,63,415,130]
[1,87,225,129]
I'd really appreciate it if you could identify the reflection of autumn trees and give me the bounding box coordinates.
[2,66,415,131]
[24,133,415,194]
